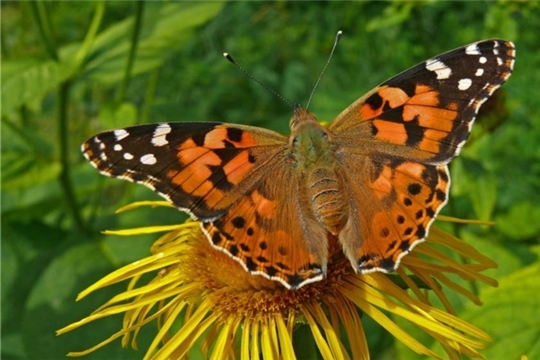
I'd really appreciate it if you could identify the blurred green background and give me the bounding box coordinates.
[2,1,539,359]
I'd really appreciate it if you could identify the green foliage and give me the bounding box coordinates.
[2,1,539,359]
[461,262,540,359]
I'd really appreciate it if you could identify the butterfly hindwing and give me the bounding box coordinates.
[202,162,328,289]
[338,155,449,272]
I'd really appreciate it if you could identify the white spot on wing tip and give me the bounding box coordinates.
[140,153,157,165]
[475,68,484,77]
[114,129,129,141]
[458,78,472,91]
[465,43,480,55]
[426,60,452,80]
[114,144,122,151]
[152,124,172,147]
[123,152,134,160]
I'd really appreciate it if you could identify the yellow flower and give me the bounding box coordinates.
[58,201,497,359]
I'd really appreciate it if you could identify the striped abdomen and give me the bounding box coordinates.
[308,167,347,235]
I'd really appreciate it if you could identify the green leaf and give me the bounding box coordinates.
[449,157,499,220]
[469,174,498,221]
[22,242,141,359]
[1,118,61,190]
[1,58,68,116]
[293,323,320,360]
[366,2,414,32]
[2,153,61,190]
[461,263,540,359]
[98,102,138,129]
[485,3,519,40]
[495,202,540,240]
[459,230,534,279]
[68,2,225,84]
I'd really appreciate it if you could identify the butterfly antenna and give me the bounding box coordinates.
[305,30,342,110]
[223,52,294,109]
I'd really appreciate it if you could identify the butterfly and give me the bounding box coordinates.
[82,39,515,290]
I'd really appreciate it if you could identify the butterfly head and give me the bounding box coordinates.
[288,107,335,168]
[289,106,320,132]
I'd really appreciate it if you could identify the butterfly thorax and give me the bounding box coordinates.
[289,108,348,235]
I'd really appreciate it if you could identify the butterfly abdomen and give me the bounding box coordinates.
[308,167,347,235]
[290,115,348,235]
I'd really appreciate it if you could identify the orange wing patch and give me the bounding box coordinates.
[204,126,258,148]
[163,124,285,214]
[222,151,257,185]
[371,120,408,145]
[359,86,409,119]
[345,84,456,156]
[171,148,221,190]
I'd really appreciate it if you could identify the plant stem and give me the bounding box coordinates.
[58,2,105,233]
[73,1,105,75]
[29,1,90,233]
[28,1,58,61]
[140,67,160,124]
[57,80,87,233]
[116,1,145,104]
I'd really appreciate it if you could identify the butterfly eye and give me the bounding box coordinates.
[289,118,299,131]
[321,130,329,140]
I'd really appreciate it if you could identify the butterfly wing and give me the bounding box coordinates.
[337,156,450,272]
[330,40,515,272]
[82,122,328,289]
[82,122,287,219]
[330,39,515,163]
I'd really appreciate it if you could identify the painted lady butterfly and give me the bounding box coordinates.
[82,39,515,289]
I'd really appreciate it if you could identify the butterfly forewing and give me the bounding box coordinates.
[82,122,286,219]
[330,39,515,163]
